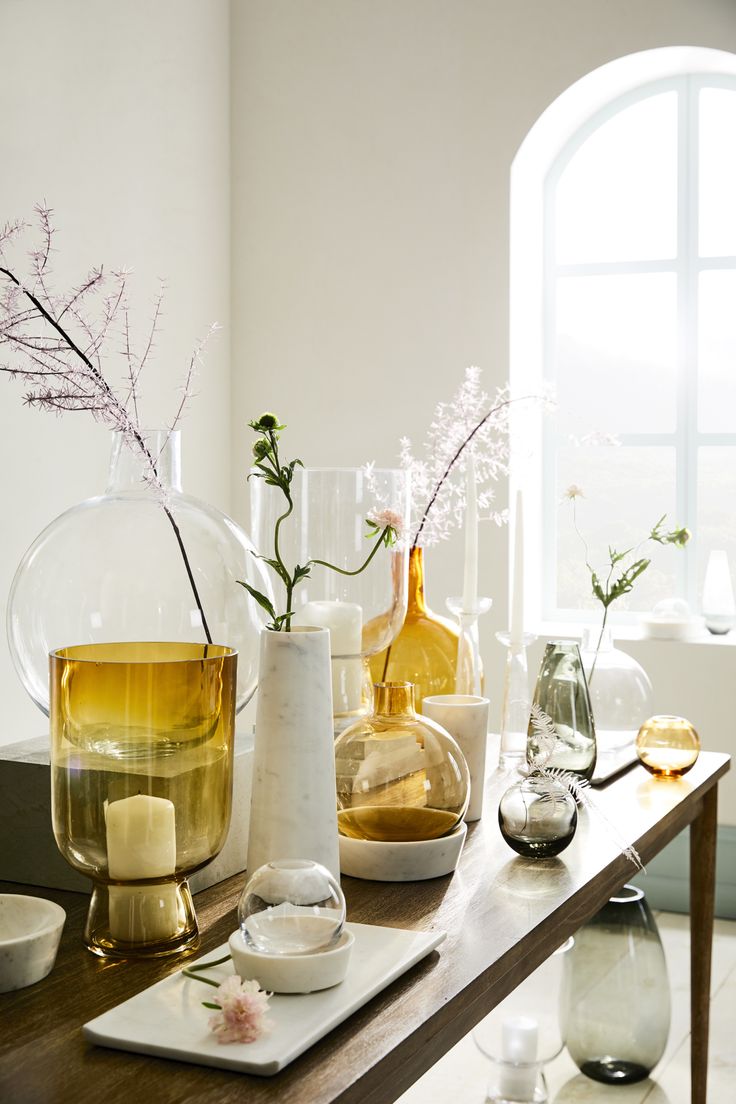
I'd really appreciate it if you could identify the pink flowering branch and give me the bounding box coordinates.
[0,205,215,642]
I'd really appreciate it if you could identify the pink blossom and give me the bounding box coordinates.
[368,508,405,535]
[208,975,273,1045]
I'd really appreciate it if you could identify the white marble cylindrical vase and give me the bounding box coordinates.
[422,695,490,821]
[246,627,340,880]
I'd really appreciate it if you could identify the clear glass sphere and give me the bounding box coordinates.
[334,682,469,842]
[580,628,653,752]
[636,714,700,778]
[498,773,578,858]
[237,860,345,956]
[7,431,268,715]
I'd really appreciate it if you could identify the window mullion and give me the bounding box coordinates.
[678,77,699,609]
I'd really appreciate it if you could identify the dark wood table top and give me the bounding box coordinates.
[0,751,730,1104]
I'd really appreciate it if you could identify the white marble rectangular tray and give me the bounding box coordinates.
[83,922,445,1075]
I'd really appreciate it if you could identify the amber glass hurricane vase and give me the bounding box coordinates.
[50,641,237,958]
[370,547,458,709]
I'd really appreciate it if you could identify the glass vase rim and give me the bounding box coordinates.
[608,884,645,905]
[251,464,406,477]
[49,641,237,664]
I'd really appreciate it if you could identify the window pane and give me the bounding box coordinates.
[555,92,677,264]
[699,88,736,257]
[555,446,677,614]
[697,447,736,604]
[555,274,677,434]
[698,270,736,433]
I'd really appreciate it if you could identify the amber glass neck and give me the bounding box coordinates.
[373,681,416,717]
[407,546,428,615]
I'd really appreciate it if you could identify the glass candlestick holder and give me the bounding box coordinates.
[496,631,537,771]
[446,596,493,695]
[49,641,237,959]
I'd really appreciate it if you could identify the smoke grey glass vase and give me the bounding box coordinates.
[498,772,578,858]
[561,885,671,1084]
[527,641,596,781]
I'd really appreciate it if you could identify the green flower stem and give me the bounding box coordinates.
[182,953,232,988]
[310,527,391,578]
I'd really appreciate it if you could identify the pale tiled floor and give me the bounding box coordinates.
[397,913,736,1103]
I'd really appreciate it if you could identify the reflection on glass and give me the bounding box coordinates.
[556,274,677,435]
[699,87,736,257]
[555,92,677,264]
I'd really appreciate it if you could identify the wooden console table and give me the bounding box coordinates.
[0,750,729,1104]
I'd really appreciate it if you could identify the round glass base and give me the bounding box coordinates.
[84,879,199,959]
[580,1058,651,1085]
[486,1060,548,1103]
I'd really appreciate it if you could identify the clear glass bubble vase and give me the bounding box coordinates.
[8,430,267,715]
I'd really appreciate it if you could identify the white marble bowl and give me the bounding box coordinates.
[339,821,467,881]
[228,927,354,993]
[0,894,66,993]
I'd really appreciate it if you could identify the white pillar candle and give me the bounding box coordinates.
[510,489,524,644]
[499,1016,539,1101]
[462,453,478,614]
[294,600,363,713]
[106,794,178,943]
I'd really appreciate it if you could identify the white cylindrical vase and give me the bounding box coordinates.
[422,694,490,821]
[246,627,340,880]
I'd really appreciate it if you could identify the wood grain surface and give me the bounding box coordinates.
[0,751,729,1104]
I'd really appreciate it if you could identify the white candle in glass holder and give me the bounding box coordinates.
[106,793,178,943]
[499,1015,539,1101]
[294,600,363,712]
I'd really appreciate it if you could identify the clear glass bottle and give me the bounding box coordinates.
[370,547,459,709]
[580,626,653,752]
[8,430,267,715]
[334,681,469,842]
[527,641,597,780]
[561,885,670,1083]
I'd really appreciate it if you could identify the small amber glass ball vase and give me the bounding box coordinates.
[334,681,469,842]
[49,641,237,959]
[635,715,701,779]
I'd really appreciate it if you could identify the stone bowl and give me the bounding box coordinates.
[0,894,66,993]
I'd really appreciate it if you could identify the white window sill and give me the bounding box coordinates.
[533,620,736,647]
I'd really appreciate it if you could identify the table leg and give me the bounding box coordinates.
[689,785,718,1104]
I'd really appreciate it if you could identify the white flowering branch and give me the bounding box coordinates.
[0,205,215,642]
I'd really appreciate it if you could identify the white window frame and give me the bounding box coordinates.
[510,53,736,631]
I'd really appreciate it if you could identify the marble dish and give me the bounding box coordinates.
[0,893,66,992]
[339,822,467,881]
[228,927,354,993]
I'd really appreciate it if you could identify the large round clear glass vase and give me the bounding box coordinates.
[7,431,267,715]
[251,467,410,731]
[580,627,653,753]
[527,640,596,781]
[561,885,671,1084]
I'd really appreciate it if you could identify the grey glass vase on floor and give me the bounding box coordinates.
[560,885,671,1084]
[526,640,596,780]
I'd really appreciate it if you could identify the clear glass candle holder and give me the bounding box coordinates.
[49,641,237,959]
[237,860,345,956]
[251,467,410,731]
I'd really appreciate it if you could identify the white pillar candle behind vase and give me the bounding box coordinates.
[247,627,340,880]
[293,600,363,714]
[422,695,490,821]
[106,793,179,943]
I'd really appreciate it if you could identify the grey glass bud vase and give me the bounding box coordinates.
[527,641,596,781]
[560,885,671,1084]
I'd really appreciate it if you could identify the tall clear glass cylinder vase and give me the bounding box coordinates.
[8,430,267,715]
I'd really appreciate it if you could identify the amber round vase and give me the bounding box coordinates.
[370,547,458,709]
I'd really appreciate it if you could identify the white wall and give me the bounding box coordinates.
[230,0,736,822]
[0,0,231,742]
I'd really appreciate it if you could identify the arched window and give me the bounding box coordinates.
[511,50,736,627]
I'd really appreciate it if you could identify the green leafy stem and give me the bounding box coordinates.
[238,414,398,631]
